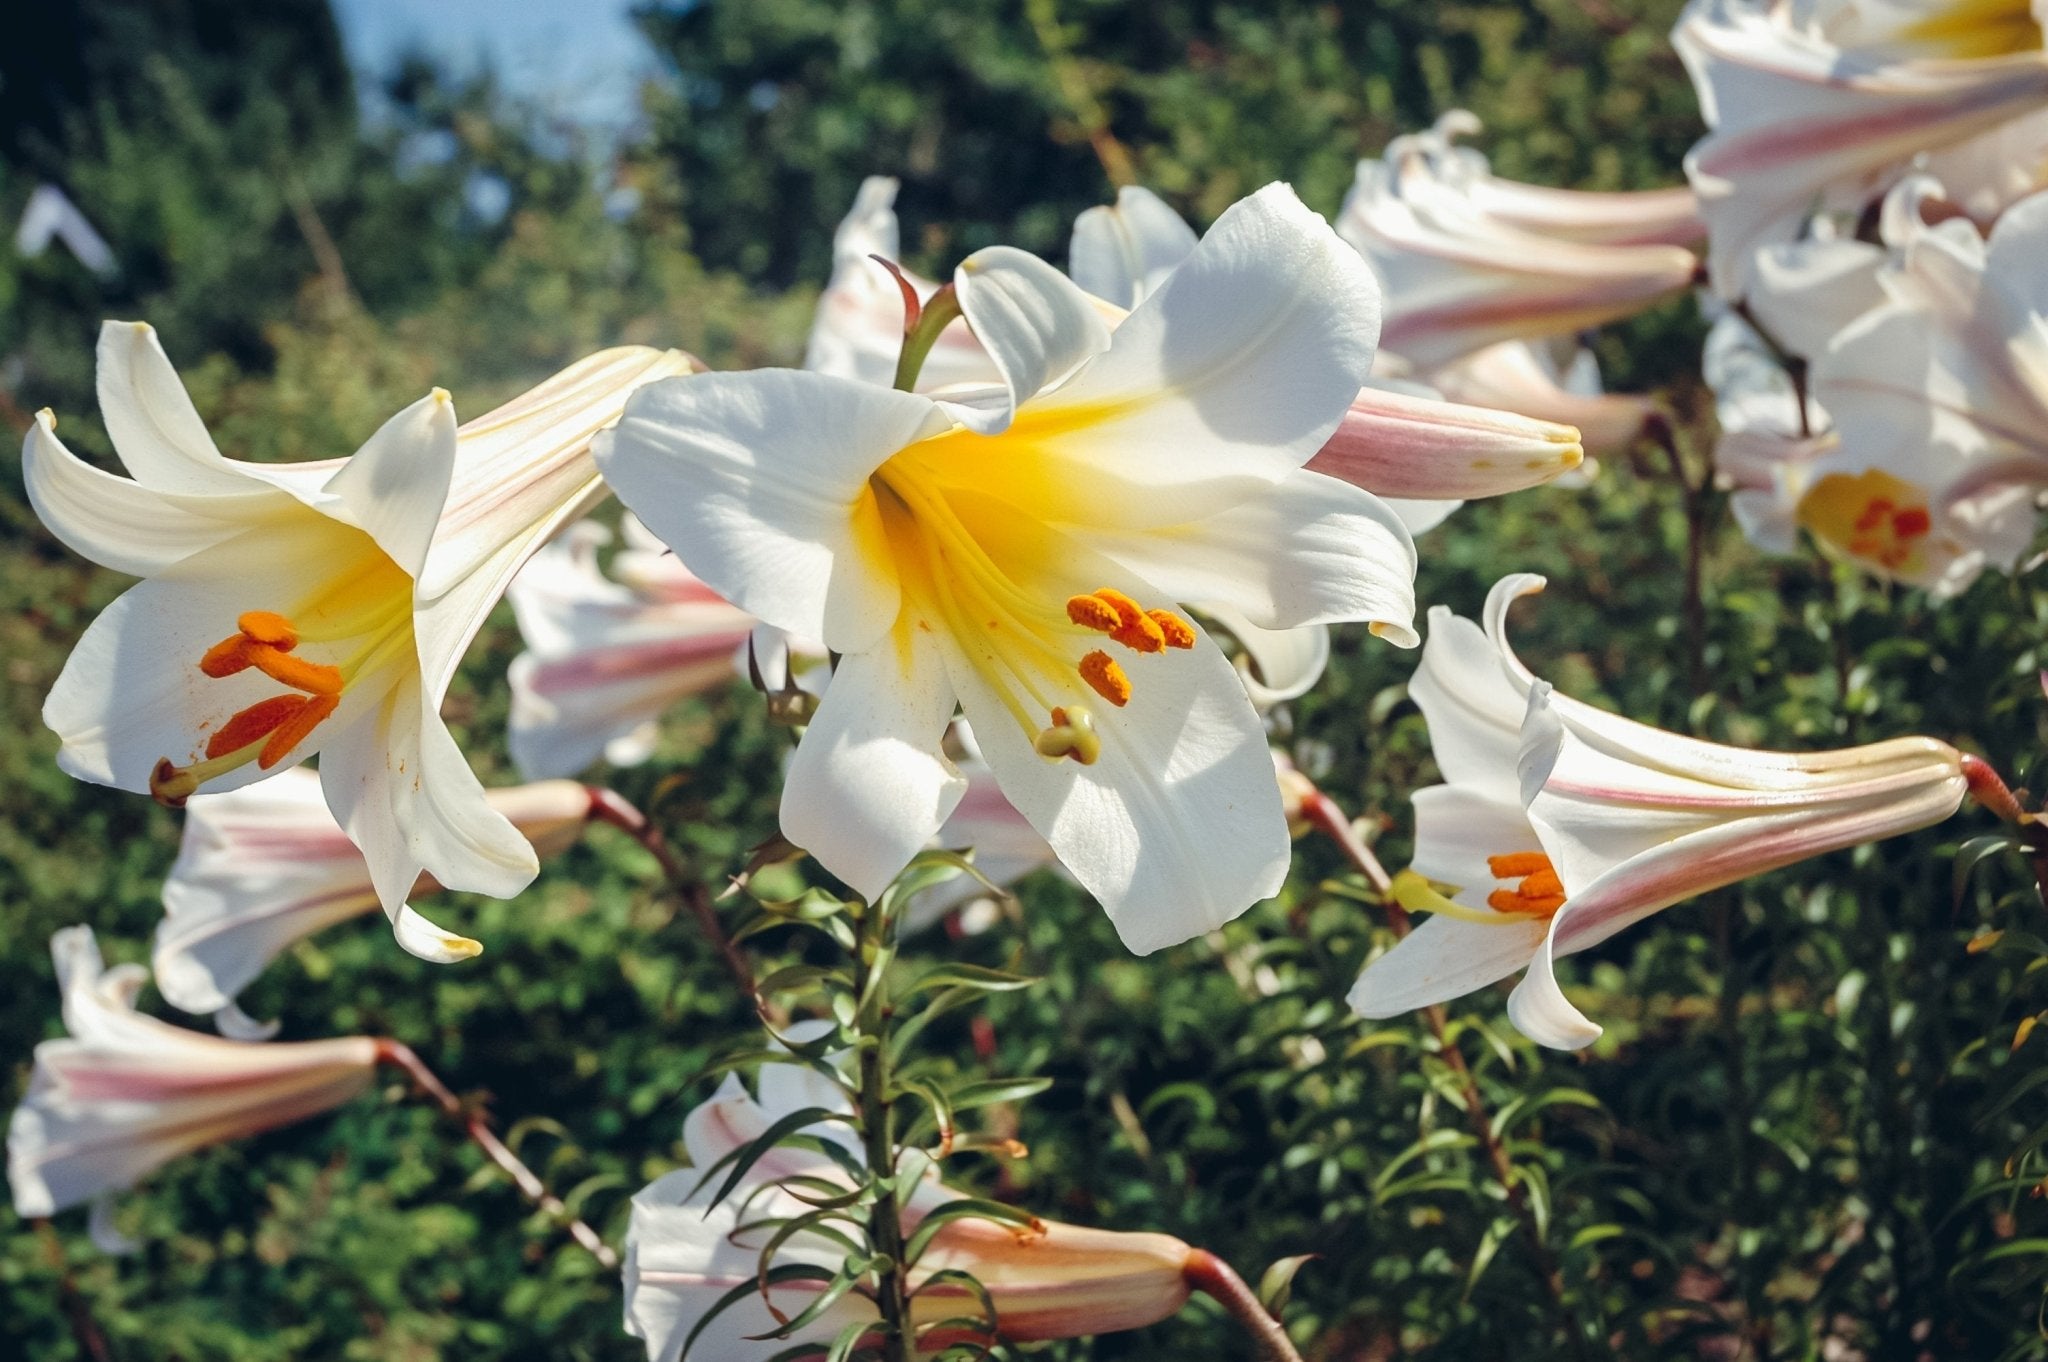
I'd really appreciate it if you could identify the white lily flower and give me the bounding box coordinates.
[9,927,379,1234]
[624,1046,1194,1358]
[1336,136,1698,372]
[1712,178,2042,592]
[507,516,772,778]
[1675,0,2048,297]
[1347,574,1966,1049]
[1798,179,2048,592]
[1411,110,1707,248]
[603,184,1416,952]
[26,326,696,959]
[154,767,594,1033]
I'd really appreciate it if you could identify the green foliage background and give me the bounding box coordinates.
[4,0,2048,1357]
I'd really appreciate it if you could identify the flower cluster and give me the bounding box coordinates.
[11,21,2040,1351]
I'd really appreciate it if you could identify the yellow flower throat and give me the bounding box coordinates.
[869,459,1195,767]
[151,552,415,806]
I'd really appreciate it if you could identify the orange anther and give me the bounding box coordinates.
[259,692,339,768]
[1486,888,1529,915]
[1518,891,1567,913]
[236,611,298,648]
[207,694,310,759]
[1078,650,1132,707]
[1089,588,1145,627]
[200,634,259,678]
[246,645,343,696]
[1487,851,1552,878]
[1519,867,1564,898]
[1066,594,1123,633]
[1111,612,1167,654]
[1148,609,1196,649]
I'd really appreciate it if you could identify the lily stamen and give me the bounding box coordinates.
[1485,850,1566,916]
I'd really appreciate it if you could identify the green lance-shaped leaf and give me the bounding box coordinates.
[1956,831,2026,910]
[1257,1254,1318,1316]
[679,1263,839,1359]
[690,1105,862,1209]
[901,1197,1044,1266]
[903,962,1041,998]
[743,1253,874,1342]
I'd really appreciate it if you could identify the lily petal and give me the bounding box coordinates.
[1091,466,1419,643]
[1025,182,1383,520]
[780,626,967,902]
[323,390,457,581]
[94,322,251,494]
[1069,185,1201,308]
[598,370,946,653]
[1347,909,1552,1020]
[23,411,275,578]
[950,246,1112,432]
[949,603,1287,954]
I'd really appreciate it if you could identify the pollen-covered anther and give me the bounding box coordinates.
[236,611,298,648]
[259,693,339,768]
[1065,593,1124,633]
[206,695,313,760]
[197,617,343,694]
[1485,850,1566,917]
[1033,705,1102,765]
[1146,609,1195,650]
[1078,650,1132,707]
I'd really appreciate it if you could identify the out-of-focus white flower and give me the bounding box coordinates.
[1337,129,1698,372]
[1347,575,1966,1049]
[26,328,695,961]
[9,927,379,1238]
[1675,0,2048,298]
[602,184,1419,954]
[1717,176,2048,593]
[623,1047,1194,1358]
[154,767,594,1034]
[803,176,1011,391]
[1409,110,1707,247]
[507,517,767,778]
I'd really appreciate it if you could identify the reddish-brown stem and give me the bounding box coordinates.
[1959,755,2048,912]
[1307,785,1588,1357]
[1298,791,1392,896]
[37,1223,113,1362]
[1963,754,2028,825]
[1184,1250,1304,1362]
[584,786,761,1012]
[374,1039,618,1269]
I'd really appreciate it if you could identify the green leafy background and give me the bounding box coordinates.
[5,1,2048,1357]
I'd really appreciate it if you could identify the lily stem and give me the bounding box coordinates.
[1307,786,1592,1360]
[851,895,918,1361]
[584,787,762,1014]
[1183,1250,1305,1362]
[375,1039,618,1269]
